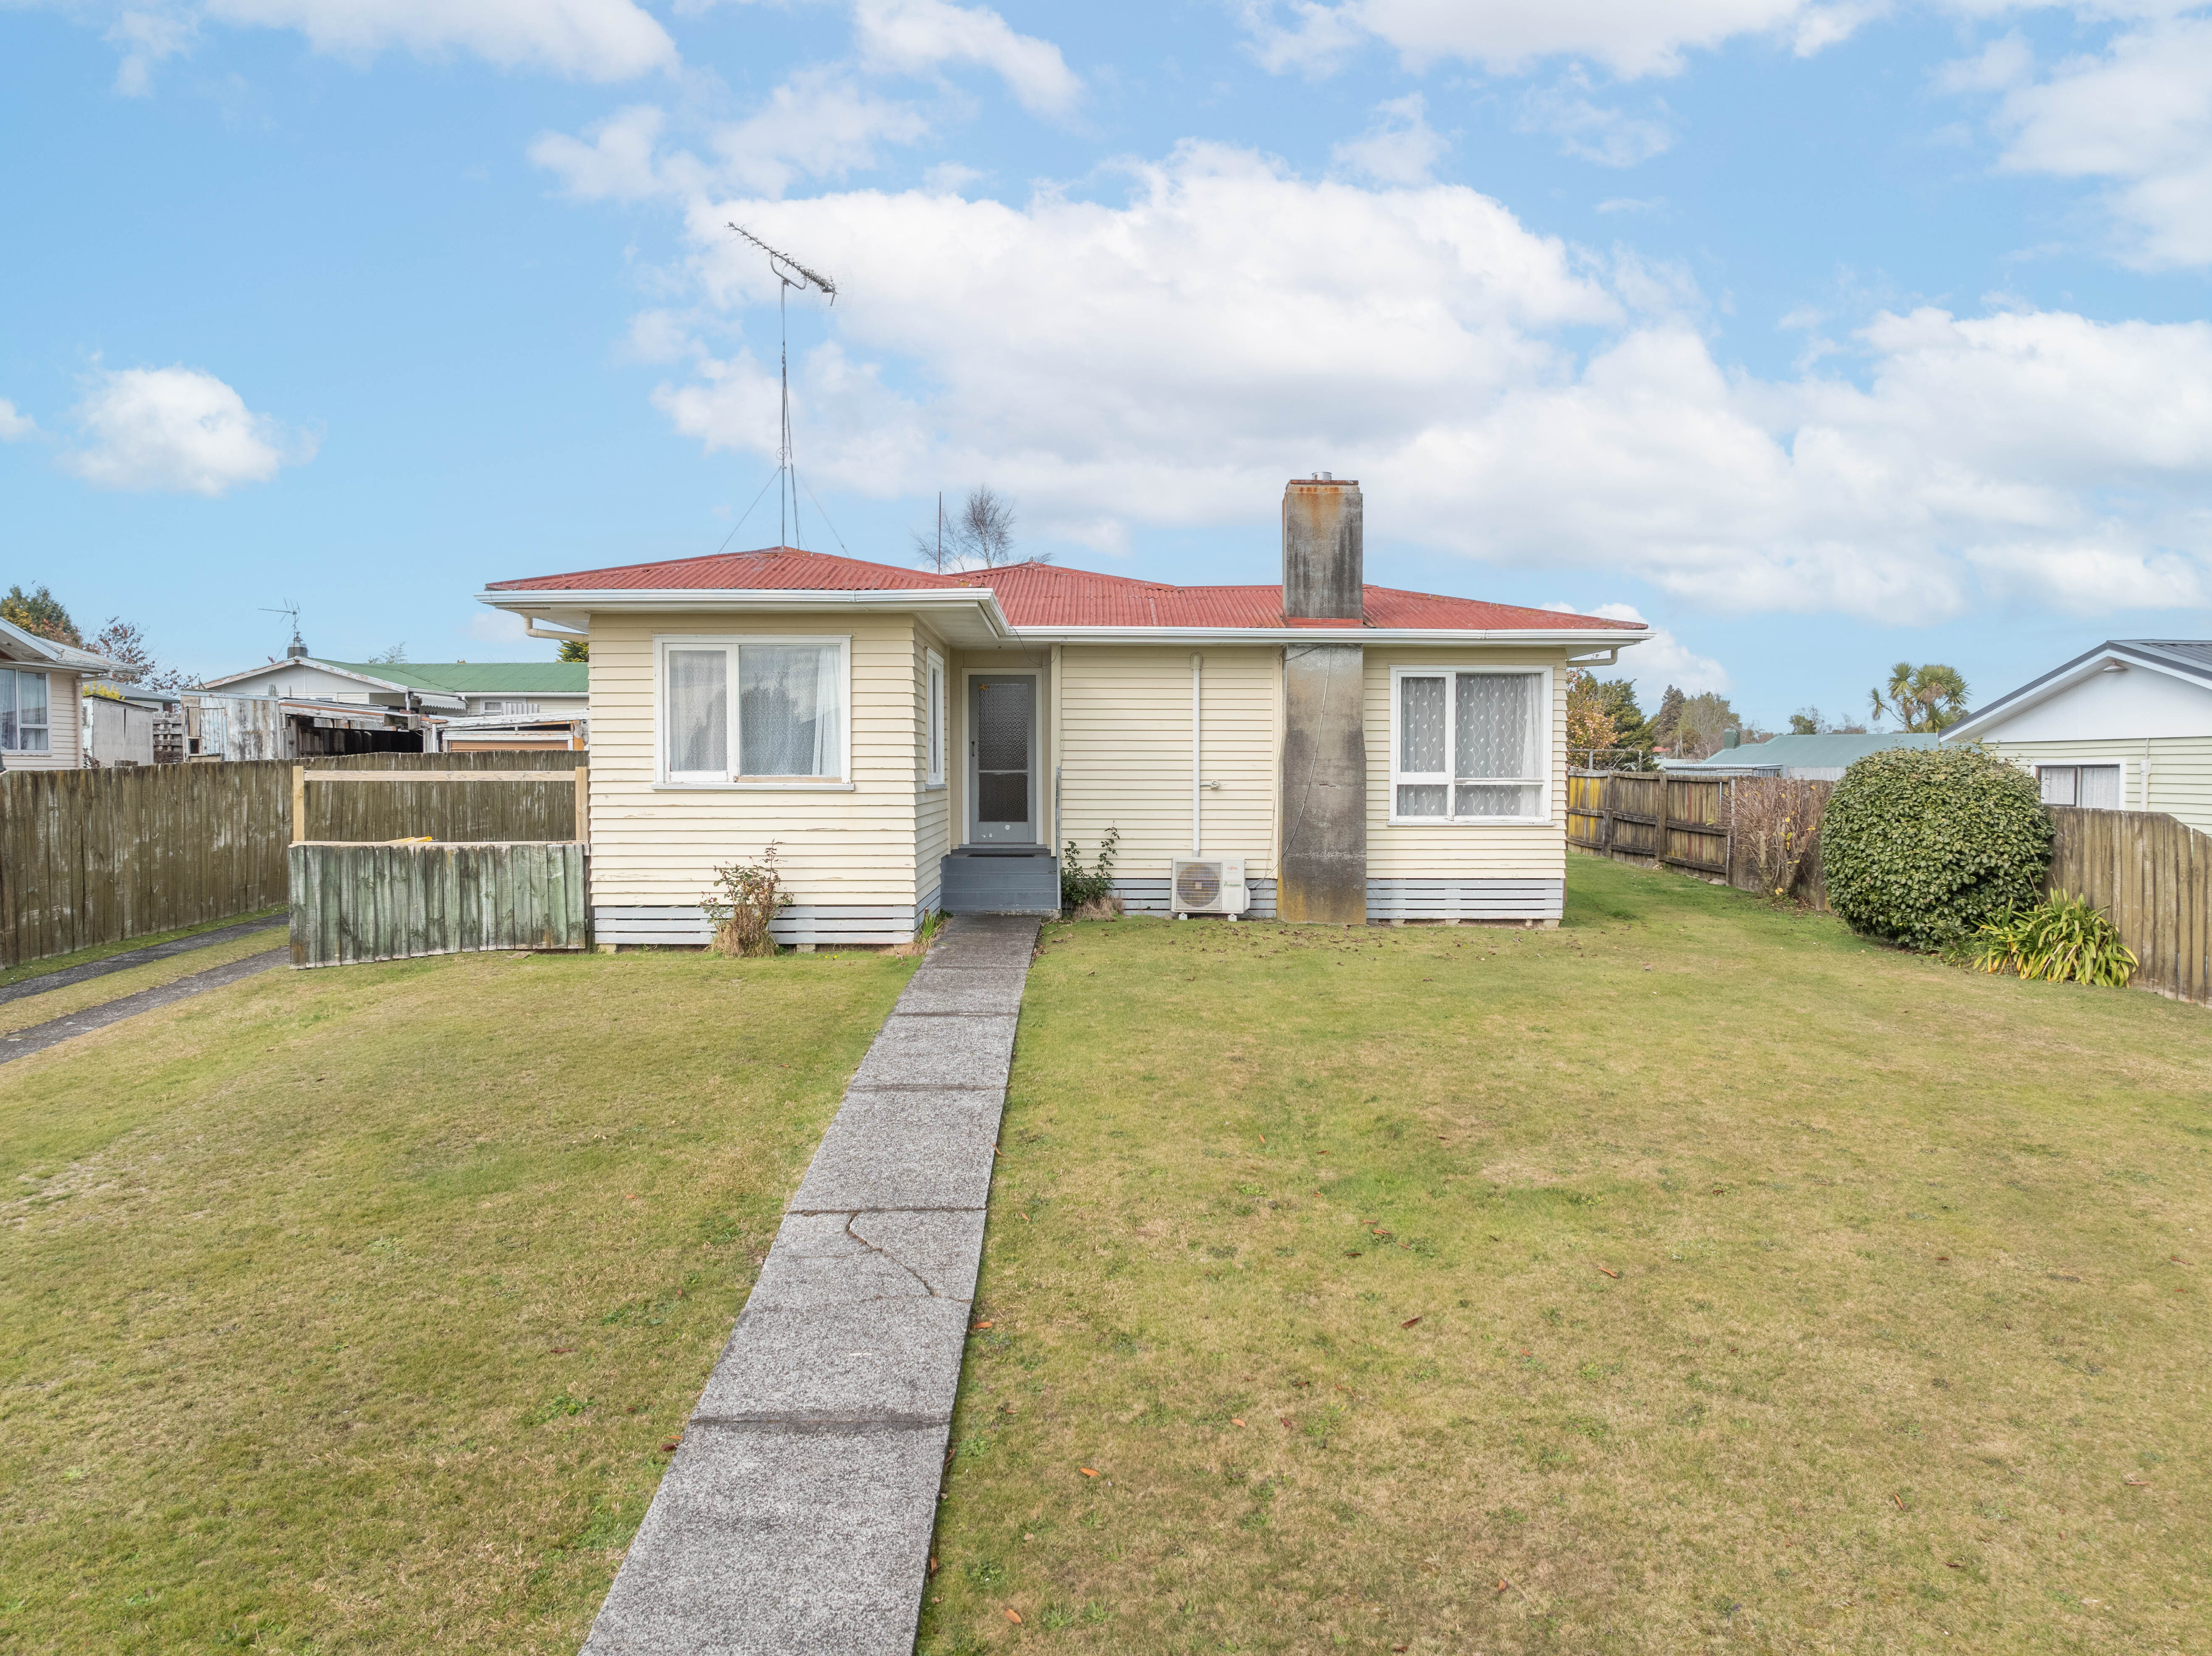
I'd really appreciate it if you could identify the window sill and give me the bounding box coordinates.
[923,780,947,791]
[1387,816,1554,828]
[653,780,855,792]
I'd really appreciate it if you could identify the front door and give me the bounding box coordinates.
[969,675,1037,844]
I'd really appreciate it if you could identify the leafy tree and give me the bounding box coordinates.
[1790,706,1869,736]
[1566,672,1651,764]
[87,617,193,691]
[1649,685,1686,751]
[1670,691,1739,761]
[1,583,81,646]
[368,642,408,664]
[557,639,589,662]
[913,485,1029,571]
[1869,662,1969,733]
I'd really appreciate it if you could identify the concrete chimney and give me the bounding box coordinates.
[1277,475,1367,923]
[1282,474,1363,620]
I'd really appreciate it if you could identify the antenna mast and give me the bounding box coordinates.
[259,600,306,659]
[727,224,837,551]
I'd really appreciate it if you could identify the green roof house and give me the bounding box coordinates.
[201,654,586,721]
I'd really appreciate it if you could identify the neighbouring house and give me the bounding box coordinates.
[0,617,116,770]
[200,650,587,723]
[1664,730,1939,781]
[1941,639,2212,833]
[181,693,436,760]
[475,476,1651,947]
[81,680,185,766]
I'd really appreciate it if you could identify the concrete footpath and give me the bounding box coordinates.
[0,948,292,1064]
[0,916,286,1007]
[582,914,1041,1656]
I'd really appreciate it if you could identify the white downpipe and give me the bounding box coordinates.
[1191,652,1203,855]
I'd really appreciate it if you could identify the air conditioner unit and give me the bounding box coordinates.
[1170,856,1250,918]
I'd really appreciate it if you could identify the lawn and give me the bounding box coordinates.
[0,944,912,1653]
[0,926,288,1038]
[923,856,2211,1654]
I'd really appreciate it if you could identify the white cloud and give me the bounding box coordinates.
[852,0,1080,115]
[1330,93,1448,184]
[1546,600,1732,694]
[1971,14,2212,267]
[122,0,681,83]
[622,143,2212,623]
[0,400,35,441]
[467,608,529,642]
[107,8,197,95]
[63,366,311,495]
[1517,76,1672,166]
[1243,0,1877,81]
[534,75,931,202]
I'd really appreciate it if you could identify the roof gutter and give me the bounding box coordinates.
[474,589,1646,649]
[475,586,1016,643]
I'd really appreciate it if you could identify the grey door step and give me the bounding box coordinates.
[0,916,286,1007]
[0,949,290,1064]
[581,913,1040,1656]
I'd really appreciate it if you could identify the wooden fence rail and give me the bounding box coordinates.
[1566,770,1730,878]
[0,752,586,969]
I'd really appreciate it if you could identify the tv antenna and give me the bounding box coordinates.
[260,599,306,658]
[728,224,837,552]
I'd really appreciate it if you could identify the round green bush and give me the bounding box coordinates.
[1821,746,2052,950]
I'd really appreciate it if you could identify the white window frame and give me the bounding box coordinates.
[2035,761,2125,811]
[0,667,52,755]
[1386,663,1554,826]
[652,633,853,790]
[924,649,947,789]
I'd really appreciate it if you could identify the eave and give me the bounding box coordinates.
[475,588,1651,650]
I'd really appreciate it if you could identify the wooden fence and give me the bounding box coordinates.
[1567,771,1731,879]
[0,752,586,969]
[1572,770,2212,1007]
[288,842,591,967]
[2047,806,2212,1007]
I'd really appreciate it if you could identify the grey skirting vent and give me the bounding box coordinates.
[592,905,924,947]
[1365,879,1563,921]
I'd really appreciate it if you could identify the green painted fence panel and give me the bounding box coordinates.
[288,842,590,968]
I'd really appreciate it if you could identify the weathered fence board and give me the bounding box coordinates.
[2047,806,2212,1007]
[0,752,587,969]
[1565,770,1729,876]
[288,842,591,967]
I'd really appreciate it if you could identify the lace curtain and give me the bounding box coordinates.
[666,651,728,774]
[739,644,841,777]
[1395,671,1541,819]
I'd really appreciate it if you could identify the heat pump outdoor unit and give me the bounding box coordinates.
[1170,857,1250,918]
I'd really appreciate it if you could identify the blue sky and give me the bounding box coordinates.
[6,0,2212,729]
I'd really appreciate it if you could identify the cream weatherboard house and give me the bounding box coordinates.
[476,478,1650,947]
[0,617,116,770]
[1942,638,2212,834]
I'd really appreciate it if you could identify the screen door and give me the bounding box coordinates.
[969,675,1037,843]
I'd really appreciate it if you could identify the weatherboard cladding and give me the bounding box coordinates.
[485,547,1640,634]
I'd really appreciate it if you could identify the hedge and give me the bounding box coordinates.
[1822,746,2052,950]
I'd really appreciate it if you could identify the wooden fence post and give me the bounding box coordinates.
[574,765,590,845]
[291,764,306,845]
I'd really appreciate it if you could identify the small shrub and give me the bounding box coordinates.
[1822,748,2051,950]
[1973,892,2137,988]
[1061,826,1121,915]
[701,845,790,957]
[892,908,948,958]
[1730,777,1827,900]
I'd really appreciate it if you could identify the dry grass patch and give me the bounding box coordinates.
[0,944,910,1652]
[923,857,2211,1654]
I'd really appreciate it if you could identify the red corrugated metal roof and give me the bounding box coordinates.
[486,547,1642,633]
